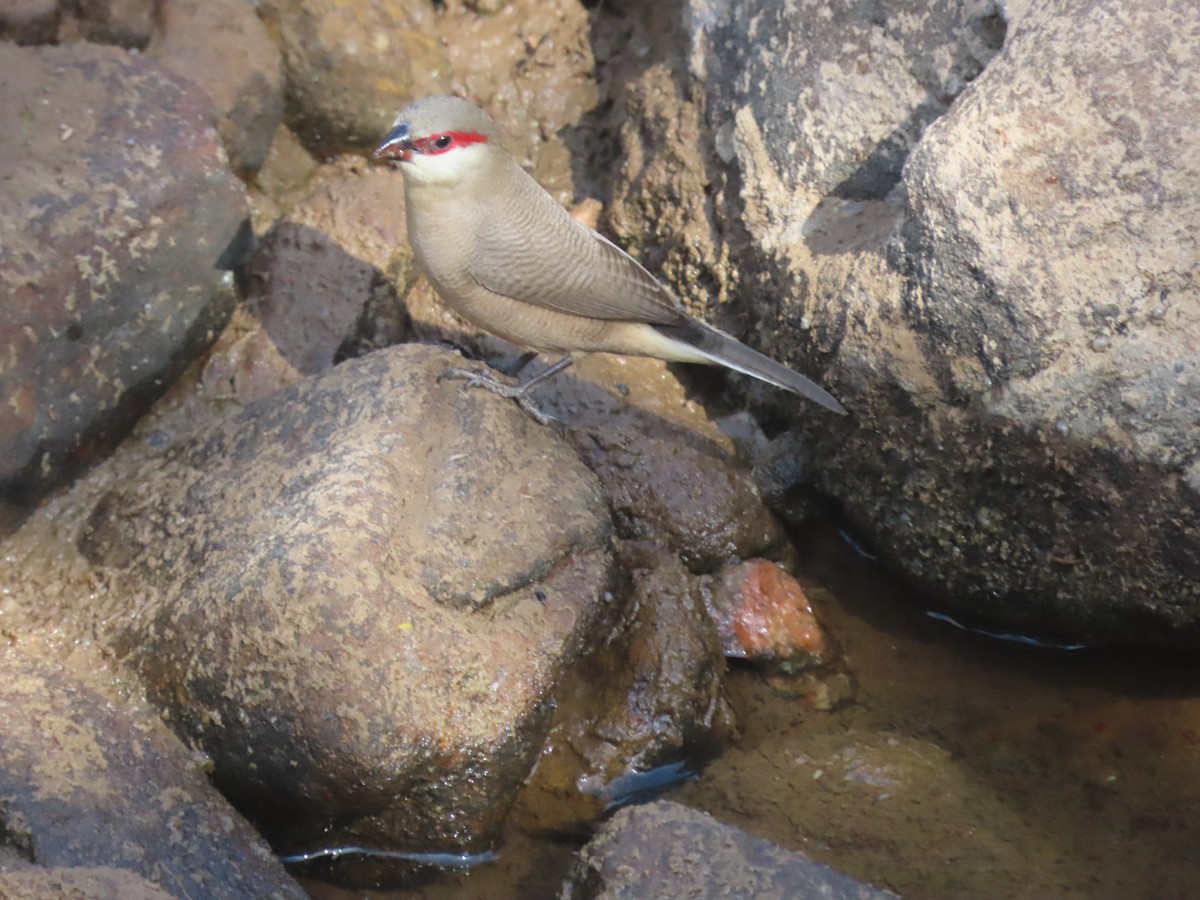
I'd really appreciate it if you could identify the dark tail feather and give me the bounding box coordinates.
[654,321,848,415]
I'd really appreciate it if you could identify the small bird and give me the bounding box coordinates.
[373,96,846,419]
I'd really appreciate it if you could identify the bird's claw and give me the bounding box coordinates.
[439,367,557,426]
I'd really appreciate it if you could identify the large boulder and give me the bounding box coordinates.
[608,0,1200,644]
[0,42,247,503]
[75,345,615,874]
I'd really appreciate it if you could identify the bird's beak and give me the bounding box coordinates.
[373,123,413,161]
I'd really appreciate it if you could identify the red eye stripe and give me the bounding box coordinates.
[412,131,489,155]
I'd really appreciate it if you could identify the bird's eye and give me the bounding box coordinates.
[434,134,454,150]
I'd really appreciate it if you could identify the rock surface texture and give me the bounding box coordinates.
[610,0,1200,644]
[76,345,614,865]
[566,800,896,899]
[0,42,246,502]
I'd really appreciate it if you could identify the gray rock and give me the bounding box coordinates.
[866,0,1200,642]
[565,800,896,899]
[0,643,305,899]
[148,0,285,177]
[689,0,1005,201]
[77,345,614,876]
[0,42,247,502]
[610,0,1200,644]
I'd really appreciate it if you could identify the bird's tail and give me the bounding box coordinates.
[653,320,847,415]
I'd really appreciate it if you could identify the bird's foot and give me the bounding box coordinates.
[439,367,557,426]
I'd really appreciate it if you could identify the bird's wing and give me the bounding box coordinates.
[467,169,686,325]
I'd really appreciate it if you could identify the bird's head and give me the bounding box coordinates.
[373,96,502,186]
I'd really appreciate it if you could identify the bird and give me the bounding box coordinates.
[372,95,847,421]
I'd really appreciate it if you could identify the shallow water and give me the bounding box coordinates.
[303,525,1200,899]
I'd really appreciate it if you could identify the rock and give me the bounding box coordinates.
[147,0,285,178]
[0,642,305,899]
[689,0,1004,202]
[0,867,173,900]
[75,345,614,879]
[433,0,599,200]
[565,800,896,899]
[57,0,158,48]
[0,42,247,503]
[608,0,1200,644]
[863,0,1200,643]
[0,0,58,43]
[257,0,450,153]
[706,558,828,671]
[245,157,414,373]
[577,418,785,573]
[513,553,733,833]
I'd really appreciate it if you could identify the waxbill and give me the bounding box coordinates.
[373,96,847,417]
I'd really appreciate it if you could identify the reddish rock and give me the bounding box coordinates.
[707,559,828,671]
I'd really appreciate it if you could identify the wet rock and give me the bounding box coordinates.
[578,420,785,573]
[0,42,247,503]
[148,0,285,178]
[706,558,828,672]
[513,553,733,833]
[565,800,896,899]
[0,867,173,900]
[0,1,58,43]
[76,345,614,878]
[0,642,305,899]
[257,0,450,153]
[608,0,1200,644]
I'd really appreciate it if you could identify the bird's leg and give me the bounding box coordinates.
[440,356,574,425]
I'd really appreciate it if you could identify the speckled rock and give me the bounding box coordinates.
[0,867,173,900]
[76,345,614,877]
[565,800,896,899]
[148,0,285,177]
[608,0,1200,644]
[0,643,305,899]
[257,0,450,153]
[0,42,246,503]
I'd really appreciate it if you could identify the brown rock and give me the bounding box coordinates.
[566,800,896,899]
[76,345,614,879]
[258,0,450,153]
[0,867,174,900]
[0,0,58,43]
[579,420,784,573]
[148,0,285,177]
[0,42,247,502]
[0,642,305,899]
